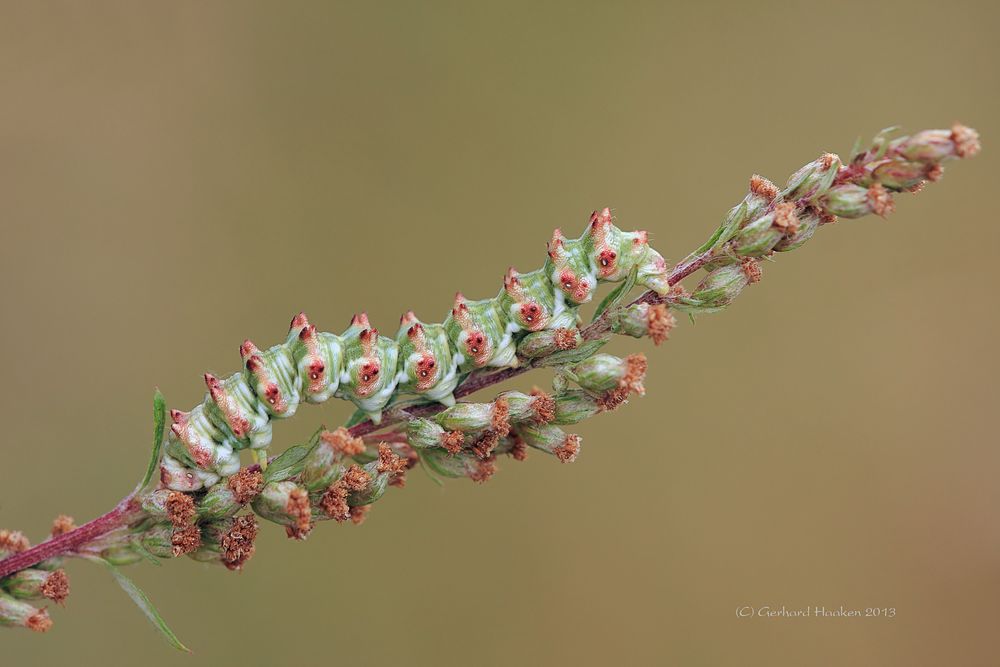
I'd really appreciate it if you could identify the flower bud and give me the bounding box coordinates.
[420,448,498,483]
[820,183,894,218]
[138,524,176,559]
[515,424,581,463]
[98,545,144,566]
[782,153,841,201]
[610,303,675,346]
[251,481,312,539]
[550,389,602,424]
[516,327,581,358]
[2,568,69,604]
[0,592,52,632]
[0,529,29,559]
[298,439,345,493]
[187,515,258,571]
[891,124,980,162]
[434,402,495,431]
[406,418,449,449]
[773,208,822,252]
[732,208,788,256]
[870,159,931,191]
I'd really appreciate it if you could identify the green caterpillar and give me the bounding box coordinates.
[160,208,670,491]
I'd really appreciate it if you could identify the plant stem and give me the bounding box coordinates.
[0,249,713,578]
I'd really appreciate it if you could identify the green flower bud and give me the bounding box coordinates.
[568,353,647,410]
[870,159,931,191]
[406,418,449,449]
[820,183,894,219]
[516,327,581,359]
[774,209,821,252]
[890,124,979,162]
[782,153,841,201]
[139,524,176,559]
[515,423,581,463]
[196,484,242,521]
[2,568,69,604]
[0,592,51,632]
[420,448,498,483]
[299,438,345,493]
[434,402,495,431]
[551,390,602,425]
[98,545,144,566]
[252,481,312,539]
[689,263,751,308]
[610,303,675,346]
[732,211,785,256]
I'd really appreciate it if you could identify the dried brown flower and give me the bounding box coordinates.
[228,468,264,504]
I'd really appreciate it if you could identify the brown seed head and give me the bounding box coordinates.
[926,163,944,182]
[41,570,70,605]
[867,183,895,217]
[321,427,366,457]
[50,515,75,537]
[376,442,408,476]
[440,430,465,454]
[228,468,264,504]
[491,397,511,438]
[166,491,196,527]
[470,457,498,484]
[741,257,762,284]
[951,123,981,158]
[286,488,312,539]
[389,471,407,488]
[646,303,675,346]
[598,354,647,411]
[319,484,350,523]
[221,515,258,570]
[341,465,372,492]
[0,529,29,553]
[349,505,371,526]
[749,174,779,200]
[553,434,581,463]
[529,388,556,423]
[472,431,501,460]
[26,609,52,633]
[772,201,800,234]
[171,525,202,557]
[510,436,529,461]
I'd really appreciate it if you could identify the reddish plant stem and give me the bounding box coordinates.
[0,248,714,578]
[0,497,138,579]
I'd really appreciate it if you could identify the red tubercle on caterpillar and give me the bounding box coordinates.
[242,339,289,414]
[547,228,567,262]
[406,322,439,389]
[452,293,491,365]
[503,267,524,299]
[203,373,250,438]
[354,326,382,396]
[400,310,419,326]
[169,409,215,468]
[351,312,371,329]
[296,324,327,392]
[289,312,310,331]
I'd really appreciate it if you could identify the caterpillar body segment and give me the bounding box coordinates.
[586,207,671,295]
[394,312,460,407]
[334,314,400,424]
[443,292,519,373]
[288,313,345,404]
[159,211,670,491]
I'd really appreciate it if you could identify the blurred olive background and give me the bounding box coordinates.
[1,1,998,665]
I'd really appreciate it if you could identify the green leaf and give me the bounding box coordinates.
[538,338,609,367]
[592,267,637,321]
[128,537,163,567]
[263,444,311,483]
[849,135,864,162]
[344,408,368,428]
[97,558,189,652]
[135,389,167,493]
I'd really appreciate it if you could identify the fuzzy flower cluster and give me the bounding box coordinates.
[0,124,978,643]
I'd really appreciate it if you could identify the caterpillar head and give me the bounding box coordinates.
[296,323,328,395]
[547,228,594,304]
[353,327,382,397]
[503,267,548,331]
[405,321,439,390]
[452,293,491,367]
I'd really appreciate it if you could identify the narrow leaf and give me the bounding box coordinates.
[593,267,637,321]
[135,389,167,493]
[263,444,311,483]
[344,408,368,428]
[128,537,163,567]
[98,558,189,652]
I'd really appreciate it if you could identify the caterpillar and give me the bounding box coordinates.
[160,208,671,492]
